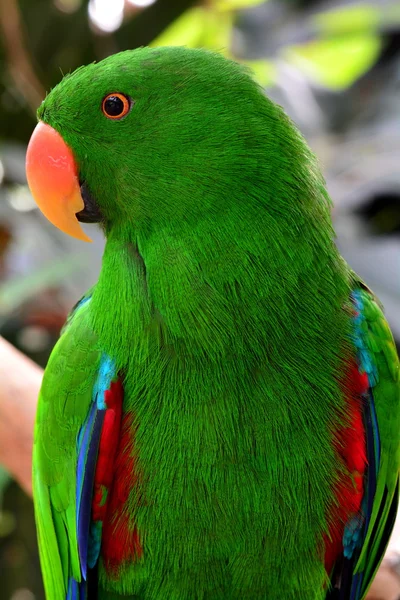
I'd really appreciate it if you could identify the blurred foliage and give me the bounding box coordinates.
[150,2,276,85]
[1,0,399,146]
[285,34,382,90]
[314,4,380,34]
[216,0,266,9]
[314,3,400,35]
[151,6,234,52]
[0,0,198,144]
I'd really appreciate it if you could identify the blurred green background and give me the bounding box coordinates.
[0,0,400,598]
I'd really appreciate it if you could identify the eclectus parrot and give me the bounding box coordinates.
[25,47,400,600]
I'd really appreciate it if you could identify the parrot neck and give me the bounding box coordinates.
[90,228,151,363]
[90,215,352,372]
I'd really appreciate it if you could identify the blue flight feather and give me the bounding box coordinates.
[79,582,87,600]
[77,409,105,579]
[350,572,363,600]
[76,403,97,528]
[67,577,87,600]
[67,578,78,600]
[75,352,117,584]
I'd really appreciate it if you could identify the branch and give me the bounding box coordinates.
[0,0,45,113]
[0,337,42,495]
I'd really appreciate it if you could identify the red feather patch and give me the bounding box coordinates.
[324,362,368,574]
[92,380,124,522]
[102,411,143,574]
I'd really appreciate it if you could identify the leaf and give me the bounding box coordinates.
[284,34,381,91]
[150,7,208,48]
[215,0,267,11]
[314,5,380,35]
[150,6,233,52]
[240,59,276,87]
[202,10,233,51]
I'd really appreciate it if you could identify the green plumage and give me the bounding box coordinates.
[34,294,100,596]
[32,47,400,599]
[352,287,400,593]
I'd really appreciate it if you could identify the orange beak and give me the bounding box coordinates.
[26,122,92,242]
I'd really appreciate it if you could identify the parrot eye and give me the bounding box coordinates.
[102,93,131,120]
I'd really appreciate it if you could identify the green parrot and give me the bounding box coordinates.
[25,47,400,600]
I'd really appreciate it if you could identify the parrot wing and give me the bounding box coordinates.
[33,292,123,599]
[328,284,400,600]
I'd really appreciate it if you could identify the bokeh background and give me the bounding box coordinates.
[0,0,399,598]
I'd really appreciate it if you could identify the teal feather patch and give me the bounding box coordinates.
[88,521,103,569]
[351,290,379,387]
[94,355,117,410]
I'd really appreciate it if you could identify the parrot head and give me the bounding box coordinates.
[26,46,330,247]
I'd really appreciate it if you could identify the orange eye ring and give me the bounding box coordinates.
[102,93,131,120]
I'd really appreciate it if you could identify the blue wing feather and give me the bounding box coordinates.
[67,348,117,597]
[77,405,105,579]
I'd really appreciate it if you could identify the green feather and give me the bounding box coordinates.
[352,285,400,597]
[34,298,101,597]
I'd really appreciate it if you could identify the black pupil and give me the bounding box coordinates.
[104,96,124,116]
